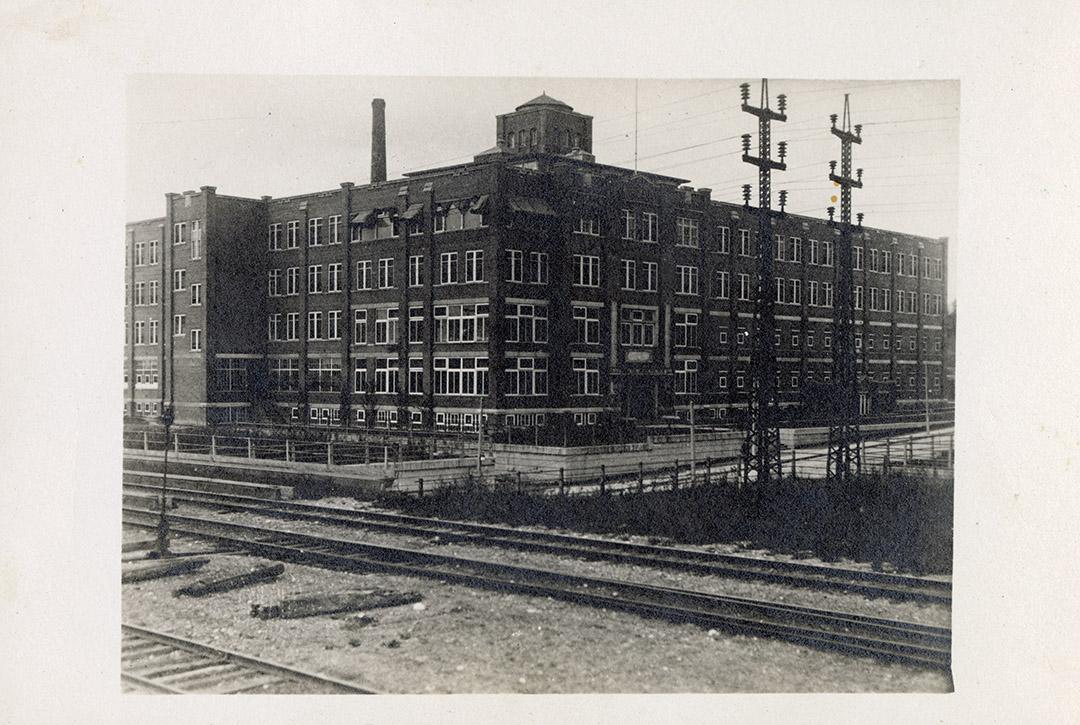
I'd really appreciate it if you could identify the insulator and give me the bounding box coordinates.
[742,184,751,206]
[830,113,838,128]
[857,212,864,226]
[778,141,787,160]
[741,134,752,153]
[829,160,837,174]
[854,124,862,136]
[779,190,788,210]
[777,94,787,113]
[857,168,863,181]
[827,206,835,221]
[740,83,750,102]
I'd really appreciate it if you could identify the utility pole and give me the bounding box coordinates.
[826,94,864,482]
[155,405,174,558]
[739,79,788,488]
[689,399,696,484]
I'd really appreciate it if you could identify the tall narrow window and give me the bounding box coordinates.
[506,250,522,283]
[328,215,341,244]
[409,255,423,287]
[621,259,636,290]
[718,226,730,254]
[440,252,458,285]
[530,251,548,284]
[327,263,342,293]
[378,258,395,289]
[308,217,322,246]
[465,249,484,283]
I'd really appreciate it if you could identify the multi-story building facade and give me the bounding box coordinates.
[124,93,948,430]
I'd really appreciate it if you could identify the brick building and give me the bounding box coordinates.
[124,93,949,430]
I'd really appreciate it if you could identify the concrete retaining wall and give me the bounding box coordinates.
[488,430,744,481]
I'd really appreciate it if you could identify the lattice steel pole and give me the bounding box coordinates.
[826,95,864,482]
[739,79,788,488]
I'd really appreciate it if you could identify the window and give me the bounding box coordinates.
[573,306,601,344]
[506,357,548,396]
[190,329,202,351]
[408,357,424,395]
[883,289,892,312]
[572,357,600,395]
[854,285,864,310]
[352,359,366,393]
[190,283,202,306]
[869,248,879,273]
[791,374,800,389]
[433,210,446,234]
[505,250,522,283]
[173,222,187,245]
[674,359,698,395]
[215,359,248,392]
[378,258,394,288]
[433,357,489,396]
[789,279,801,305]
[530,251,548,284]
[883,250,892,274]
[739,229,751,256]
[308,357,342,392]
[738,273,751,301]
[620,307,657,347]
[375,308,399,344]
[268,269,281,297]
[642,262,658,292]
[286,312,299,341]
[791,237,802,263]
[574,255,600,287]
[791,333,800,347]
[621,209,636,240]
[440,252,458,285]
[285,220,299,249]
[465,250,484,283]
[328,310,342,340]
[809,280,820,306]
[148,240,159,264]
[621,259,636,290]
[134,320,145,345]
[883,336,890,351]
[308,217,322,246]
[307,311,324,340]
[270,358,300,391]
[408,306,424,344]
[824,332,832,348]
[308,265,323,294]
[134,282,146,306]
[148,320,159,344]
[823,240,834,267]
[134,360,159,388]
[409,255,423,287]
[807,333,815,348]
[869,287,880,311]
[855,333,863,350]
[134,242,146,266]
[713,270,730,299]
[355,260,372,290]
[676,217,699,247]
[642,212,659,242]
[718,226,730,254]
[434,304,488,343]
[674,312,698,348]
[328,215,341,245]
[935,258,944,280]
[934,294,942,315]
[576,215,600,236]
[853,246,864,271]
[897,290,906,313]
[823,282,834,307]
[268,313,281,341]
[353,310,368,344]
[173,314,185,336]
[775,234,785,261]
[190,221,202,260]
[923,255,931,279]
[505,303,547,343]
[268,223,282,251]
[810,239,820,265]
[173,269,186,291]
[677,266,699,295]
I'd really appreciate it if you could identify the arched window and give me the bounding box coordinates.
[518,130,524,148]
[573,132,581,149]
[566,129,572,148]
[507,133,515,149]
[529,128,537,147]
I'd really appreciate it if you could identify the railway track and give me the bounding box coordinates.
[121,623,376,694]
[123,475,951,605]
[122,505,952,670]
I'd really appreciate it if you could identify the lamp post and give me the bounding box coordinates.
[155,405,174,558]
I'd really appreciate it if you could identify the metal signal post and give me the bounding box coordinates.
[739,79,788,488]
[826,94,864,482]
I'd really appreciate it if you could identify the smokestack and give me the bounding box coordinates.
[371,98,386,184]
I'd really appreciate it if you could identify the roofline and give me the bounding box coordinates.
[710,200,944,243]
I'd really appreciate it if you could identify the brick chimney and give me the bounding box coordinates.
[371,98,386,184]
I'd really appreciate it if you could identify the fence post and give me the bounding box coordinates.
[638,462,644,494]
[600,465,606,496]
[174,433,180,456]
[705,459,711,486]
[210,435,216,460]
[327,441,333,468]
[285,438,291,463]
[143,431,149,452]
[906,437,913,464]
[559,468,565,497]
[672,459,679,490]
[791,445,797,479]
[885,438,891,474]
[418,478,424,498]
[247,437,253,459]
[516,471,523,494]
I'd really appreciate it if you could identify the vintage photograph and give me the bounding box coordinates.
[120,75,958,694]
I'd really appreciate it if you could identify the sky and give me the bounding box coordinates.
[127,75,958,301]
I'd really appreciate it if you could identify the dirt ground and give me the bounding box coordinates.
[121,524,951,693]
